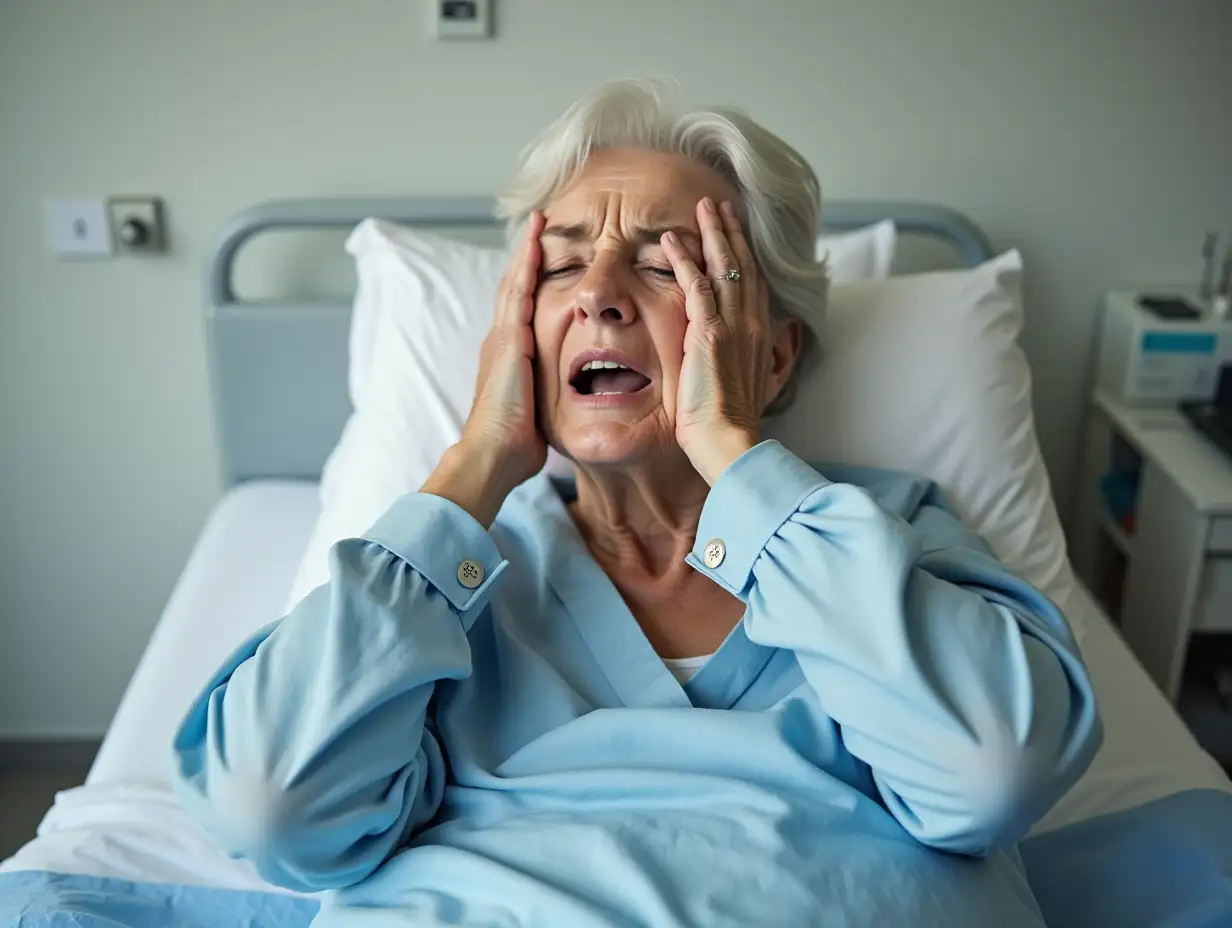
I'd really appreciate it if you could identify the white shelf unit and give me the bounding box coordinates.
[1072,390,1232,703]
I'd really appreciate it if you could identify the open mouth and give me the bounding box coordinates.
[569,358,652,396]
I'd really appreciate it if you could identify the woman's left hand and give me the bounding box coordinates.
[661,197,772,485]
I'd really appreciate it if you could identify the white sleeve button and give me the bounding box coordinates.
[702,539,726,569]
[456,558,485,589]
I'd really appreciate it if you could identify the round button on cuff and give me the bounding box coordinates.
[702,539,726,569]
[456,558,485,589]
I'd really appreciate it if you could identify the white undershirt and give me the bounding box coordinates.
[661,653,715,684]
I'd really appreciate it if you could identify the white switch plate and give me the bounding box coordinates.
[46,199,113,258]
[432,0,492,39]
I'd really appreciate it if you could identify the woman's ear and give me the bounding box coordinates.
[764,318,802,410]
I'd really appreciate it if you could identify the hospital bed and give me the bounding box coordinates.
[3,199,1231,926]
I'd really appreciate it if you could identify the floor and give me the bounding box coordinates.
[0,773,85,860]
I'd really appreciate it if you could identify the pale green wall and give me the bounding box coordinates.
[1,0,1229,735]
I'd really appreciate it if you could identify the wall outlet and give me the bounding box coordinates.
[46,199,113,258]
[432,0,492,40]
[109,196,167,253]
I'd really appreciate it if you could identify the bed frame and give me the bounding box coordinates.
[205,197,993,487]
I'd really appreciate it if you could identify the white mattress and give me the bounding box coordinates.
[4,481,1229,889]
[86,480,321,787]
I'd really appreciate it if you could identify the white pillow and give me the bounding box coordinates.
[343,221,508,411]
[818,219,896,281]
[287,226,1085,649]
[762,250,1081,640]
[289,218,900,607]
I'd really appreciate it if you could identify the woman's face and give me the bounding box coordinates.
[533,148,742,469]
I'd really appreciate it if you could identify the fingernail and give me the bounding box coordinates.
[720,201,734,219]
[663,231,679,247]
[701,197,716,215]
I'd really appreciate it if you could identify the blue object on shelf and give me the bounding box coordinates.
[1099,471,1139,525]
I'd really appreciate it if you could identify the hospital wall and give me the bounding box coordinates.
[1,0,1229,737]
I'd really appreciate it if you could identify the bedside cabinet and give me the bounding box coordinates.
[1071,388,1232,704]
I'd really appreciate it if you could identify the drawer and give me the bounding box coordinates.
[1210,517,1232,554]
[1194,557,1232,631]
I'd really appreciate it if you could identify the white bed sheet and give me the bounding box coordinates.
[1032,583,1231,832]
[4,480,1229,890]
[86,480,321,787]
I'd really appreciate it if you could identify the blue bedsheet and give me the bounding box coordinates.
[0,872,319,927]
[3,789,1231,927]
[1019,789,1232,928]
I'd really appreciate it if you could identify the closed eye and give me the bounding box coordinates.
[543,263,675,281]
[542,264,584,280]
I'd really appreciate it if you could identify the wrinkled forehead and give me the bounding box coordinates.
[545,149,741,229]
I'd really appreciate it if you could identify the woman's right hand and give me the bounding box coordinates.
[421,212,547,527]
[460,210,548,480]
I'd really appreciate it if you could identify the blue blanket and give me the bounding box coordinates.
[4,790,1231,927]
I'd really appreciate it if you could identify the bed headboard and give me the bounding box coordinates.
[205,197,993,486]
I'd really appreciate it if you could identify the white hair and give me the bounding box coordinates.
[496,78,826,414]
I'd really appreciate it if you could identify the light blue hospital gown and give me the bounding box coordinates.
[172,441,1101,927]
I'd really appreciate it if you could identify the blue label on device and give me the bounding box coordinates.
[1141,332,1217,354]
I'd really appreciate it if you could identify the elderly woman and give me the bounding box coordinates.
[173,80,1100,927]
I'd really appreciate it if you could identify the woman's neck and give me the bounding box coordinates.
[569,457,710,577]
[567,456,744,659]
